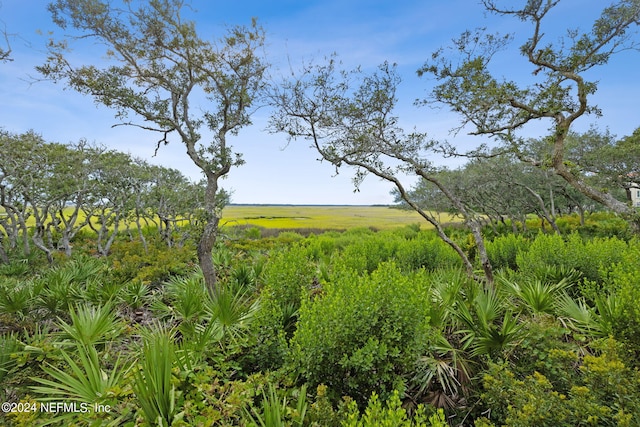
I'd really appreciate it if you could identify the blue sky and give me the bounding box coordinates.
[1,1,639,205]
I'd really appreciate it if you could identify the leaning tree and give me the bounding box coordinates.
[269,60,495,284]
[421,0,640,228]
[38,0,267,295]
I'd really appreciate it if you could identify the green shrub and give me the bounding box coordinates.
[241,246,316,372]
[290,262,432,406]
[479,339,640,426]
[485,233,530,271]
[516,233,627,285]
[341,390,447,427]
[604,240,640,360]
[396,232,462,272]
[340,233,400,274]
[261,245,316,312]
[109,239,197,285]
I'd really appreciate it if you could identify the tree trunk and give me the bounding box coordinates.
[135,212,148,254]
[0,234,9,264]
[523,184,561,235]
[198,217,219,296]
[198,173,225,297]
[469,219,494,285]
[32,227,53,263]
[554,163,639,232]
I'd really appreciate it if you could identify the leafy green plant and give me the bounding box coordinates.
[485,233,530,271]
[243,383,308,427]
[453,284,524,358]
[341,390,447,427]
[0,258,31,277]
[206,285,259,347]
[498,275,572,316]
[31,343,129,404]
[262,246,316,311]
[290,262,432,405]
[57,303,124,347]
[119,280,152,310]
[479,340,640,426]
[409,332,473,410]
[164,269,208,324]
[0,279,34,319]
[0,333,20,384]
[35,267,85,318]
[134,325,183,426]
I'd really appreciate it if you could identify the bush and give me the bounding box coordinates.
[341,390,447,427]
[241,246,316,372]
[479,339,640,426]
[516,232,627,285]
[604,240,640,360]
[396,232,462,272]
[290,262,432,406]
[485,233,530,271]
[340,233,400,274]
[109,239,197,285]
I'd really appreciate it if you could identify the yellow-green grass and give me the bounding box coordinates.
[221,205,460,230]
[2,205,460,233]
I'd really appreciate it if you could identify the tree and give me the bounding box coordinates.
[83,149,138,256]
[0,5,12,63]
[38,0,267,295]
[0,130,33,259]
[421,0,640,227]
[269,60,494,284]
[565,127,640,204]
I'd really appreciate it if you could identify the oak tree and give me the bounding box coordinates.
[269,60,495,284]
[39,0,267,294]
[421,0,640,227]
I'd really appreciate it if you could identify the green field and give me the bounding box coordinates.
[0,205,459,232]
[220,205,457,230]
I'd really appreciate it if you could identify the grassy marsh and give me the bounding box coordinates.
[220,205,458,230]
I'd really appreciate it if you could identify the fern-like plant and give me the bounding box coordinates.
[133,325,183,426]
[57,302,124,347]
[31,343,128,404]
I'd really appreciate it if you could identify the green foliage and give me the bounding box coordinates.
[396,231,462,272]
[241,247,316,372]
[0,333,20,385]
[159,270,209,326]
[498,274,572,316]
[501,316,582,394]
[109,239,197,285]
[602,241,640,360]
[453,284,524,358]
[485,233,530,271]
[31,343,129,405]
[206,284,259,348]
[341,390,447,427]
[133,326,182,426]
[340,232,401,274]
[290,262,432,405]
[262,246,316,310]
[516,232,627,285]
[119,280,152,310]
[243,383,308,427]
[479,339,640,426]
[0,259,31,277]
[555,213,632,240]
[57,303,124,347]
[0,279,35,320]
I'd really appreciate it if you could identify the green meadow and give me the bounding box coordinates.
[220,205,457,230]
[3,205,456,233]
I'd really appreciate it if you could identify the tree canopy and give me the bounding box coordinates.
[38,0,267,294]
[420,0,640,223]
